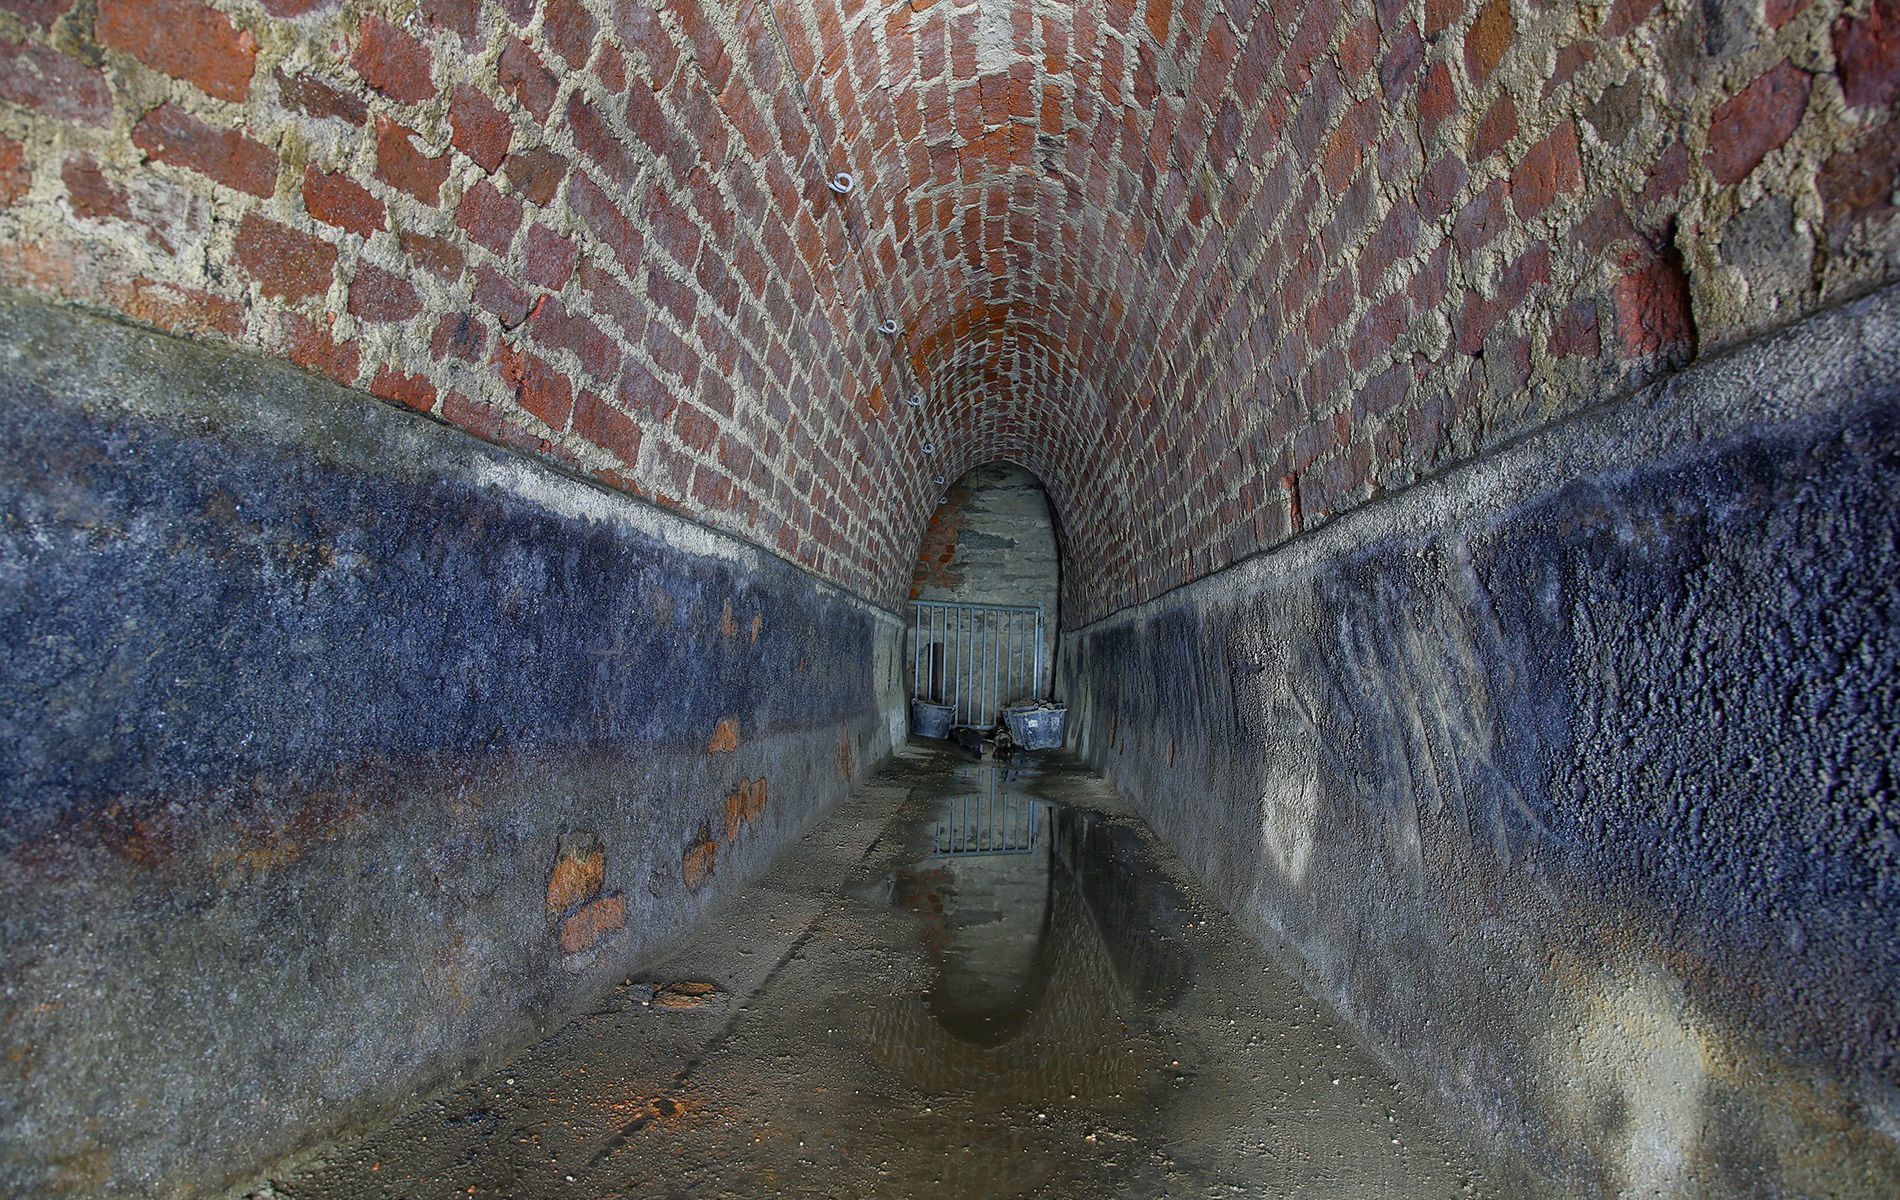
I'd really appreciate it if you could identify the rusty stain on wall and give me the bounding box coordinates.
[682,825,718,891]
[545,831,603,920]
[558,895,627,956]
[722,778,767,842]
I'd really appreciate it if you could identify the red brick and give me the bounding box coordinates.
[1818,121,1900,242]
[353,14,435,103]
[643,186,702,269]
[1833,0,1899,110]
[1413,63,1451,144]
[0,136,28,209]
[615,2,679,80]
[281,312,360,384]
[235,212,336,302]
[616,357,676,422]
[1510,120,1581,218]
[347,262,422,323]
[1464,0,1513,85]
[97,0,257,102]
[1766,0,1810,28]
[1452,178,1509,254]
[582,261,646,340]
[1704,60,1811,185]
[1340,18,1379,84]
[1549,298,1600,358]
[672,0,731,91]
[504,146,567,205]
[1603,0,1663,38]
[1639,140,1690,207]
[573,389,643,463]
[1469,92,1516,160]
[0,1,70,29]
[133,104,278,197]
[1424,0,1463,37]
[1548,41,1598,96]
[567,91,637,181]
[401,229,465,281]
[450,84,512,173]
[1282,1,1335,85]
[543,0,598,68]
[1418,153,1470,220]
[594,40,626,91]
[421,0,480,46]
[1144,0,1172,42]
[1320,98,1380,193]
[646,265,698,326]
[472,263,532,327]
[499,37,558,121]
[370,365,437,412]
[431,311,488,362]
[1382,22,1426,100]
[524,225,578,289]
[673,400,718,452]
[302,165,384,237]
[274,68,369,126]
[0,38,114,126]
[495,341,574,428]
[373,116,449,204]
[259,0,336,14]
[121,277,244,339]
[532,296,620,381]
[1614,241,1695,359]
[61,153,129,221]
[456,178,522,255]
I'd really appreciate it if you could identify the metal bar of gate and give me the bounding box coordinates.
[909,599,1046,724]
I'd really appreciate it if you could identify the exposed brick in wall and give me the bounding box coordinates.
[0,0,1894,624]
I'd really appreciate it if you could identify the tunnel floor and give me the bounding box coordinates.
[262,745,1493,1199]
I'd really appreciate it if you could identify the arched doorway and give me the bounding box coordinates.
[907,463,1061,732]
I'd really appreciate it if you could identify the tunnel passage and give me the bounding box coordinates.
[0,0,1896,1197]
[907,460,1062,726]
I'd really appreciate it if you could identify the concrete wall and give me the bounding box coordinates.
[1059,284,1900,1198]
[0,291,906,1199]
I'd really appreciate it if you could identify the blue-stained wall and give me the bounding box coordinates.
[1061,286,1900,1198]
[0,292,905,1198]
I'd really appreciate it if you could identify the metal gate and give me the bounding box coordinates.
[909,599,1044,729]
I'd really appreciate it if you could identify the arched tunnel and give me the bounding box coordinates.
[0,0,1895,1194]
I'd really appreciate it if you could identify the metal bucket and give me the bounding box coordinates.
[910,699,955,740]
[1002,702,1066,751]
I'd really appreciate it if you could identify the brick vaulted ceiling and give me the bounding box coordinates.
[0,0,1894,623]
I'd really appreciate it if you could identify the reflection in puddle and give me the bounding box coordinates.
[872,766,1191,1115]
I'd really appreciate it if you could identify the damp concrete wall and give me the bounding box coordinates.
[0,291,907,1199]
[1059,284,1900,1198]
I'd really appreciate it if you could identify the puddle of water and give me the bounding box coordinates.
[870,765,1192,1113]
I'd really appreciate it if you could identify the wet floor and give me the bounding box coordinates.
[260,746,1494,1199]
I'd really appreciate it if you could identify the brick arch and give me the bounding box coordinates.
[0,0,1891,624]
